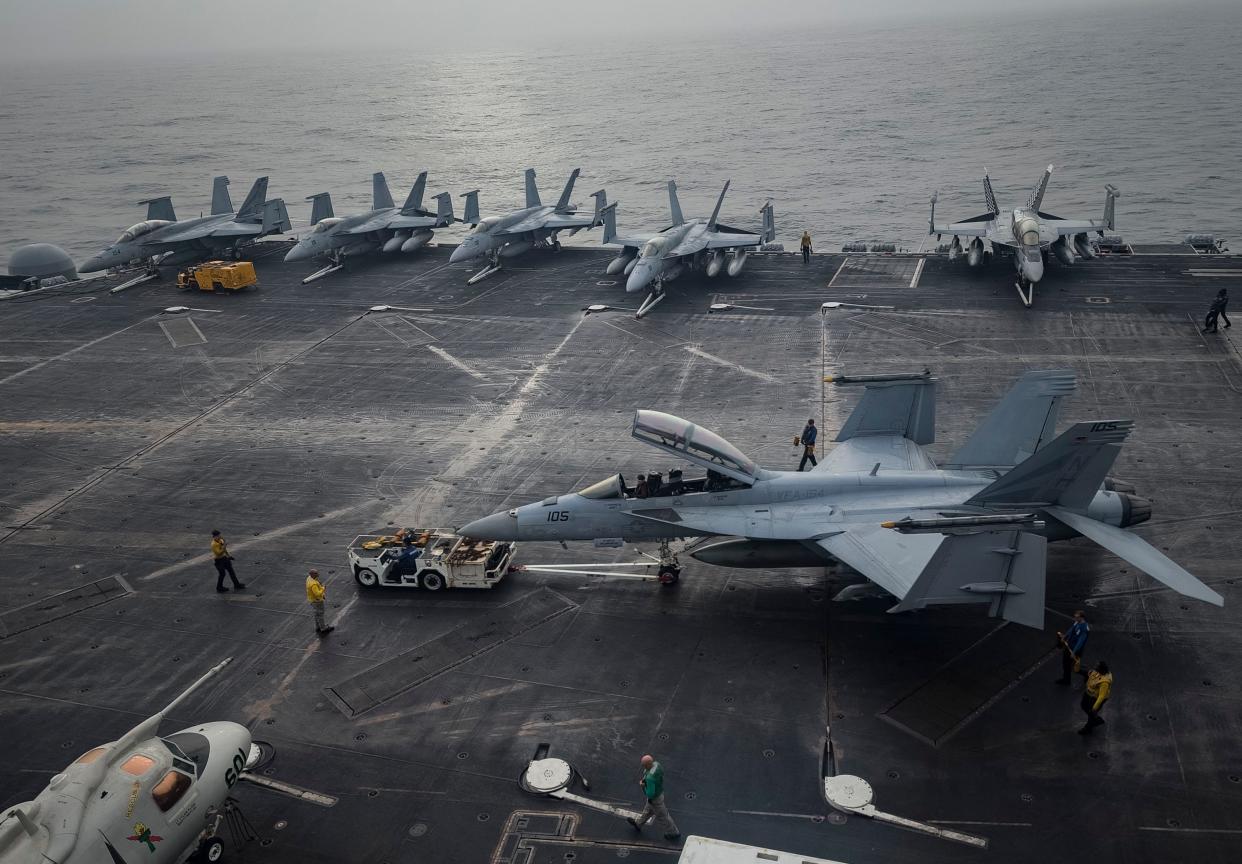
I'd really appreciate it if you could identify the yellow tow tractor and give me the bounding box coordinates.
[176,260,258,292]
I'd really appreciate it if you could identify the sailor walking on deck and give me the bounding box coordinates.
[800,231,813,264]
[1055,610,1089,685]
[797,418,818,471]
[1078,661,1112,735]
[210,530,244,593]
[306,569,334,636]
[1203,288,1230,332]
[627,754,681,842]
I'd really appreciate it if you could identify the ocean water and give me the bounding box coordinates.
[2,5,1241,262]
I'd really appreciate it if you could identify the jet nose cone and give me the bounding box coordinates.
[80,255,105,273]
[460,511,517,541]
[284,243,310,263]
[626,266,651,294]
[449,244,473,264]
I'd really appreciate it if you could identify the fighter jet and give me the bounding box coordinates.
[81,176,292,274]
[284,171,459,283]
[0,659,253,864]
[448,169,608,283]
[599,180,775,318]
[930,166,1119,307]
[461,370,1223,629]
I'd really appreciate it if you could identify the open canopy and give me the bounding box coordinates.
[631,410,757,485]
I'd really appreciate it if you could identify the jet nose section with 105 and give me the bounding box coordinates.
[461,509,519,541]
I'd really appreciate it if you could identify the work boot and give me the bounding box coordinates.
[217,587,229,593]
[318,626,335,636]
[626,818,640,831]
[233,582,246,589]
[1077,725,1092,736]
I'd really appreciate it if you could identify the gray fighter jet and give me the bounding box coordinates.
[284,171,458,283]
[461,370,1222,629]
[930,166,1119,307]
[448,169,607,283]
[599,180,775,318]
[81,176,291,273]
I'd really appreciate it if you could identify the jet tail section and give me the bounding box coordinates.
[590,190,608,226]
[983,171,999,217]
[668,180,685,226]
[524,168,540,208]
[211,176,232,215]
[760,200,775,243]
[966,420,1133,510]
[831,371,936,445]
[141,196,176,222]
[401,171,428,215]
[461,190,481,225]
[235,177,269,222]
[373,172,395,210]
[555,168,581,213]
[1103,184,1120,231]
[707,180,730,229]
[261,199,292,235]
[306,192,334,225]
[433,191,454,225]
[1028,164,1053,211]
[600,201,619,245]
[944,370,1077,469]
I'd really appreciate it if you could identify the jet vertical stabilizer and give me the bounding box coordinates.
[401,171,429,215]
[831,372,937,445]
[945,370,1077,469]
[433,191,454,225]
[211,176,233,215]
[1028,164,1054,211]
[555,168,581,213]
[235,177,269,222]
[307,192,334,225]
[668,180,685,226]
[524,169,541,208]
[983,171,1000,217]
[141,195,176,222]
[373,172,395,210]
[707,181,730,229]
[462,190,481,225]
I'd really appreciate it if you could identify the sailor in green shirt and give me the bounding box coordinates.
[627,754,680,842]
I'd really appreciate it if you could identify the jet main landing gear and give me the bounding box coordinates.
[655,539,681,586]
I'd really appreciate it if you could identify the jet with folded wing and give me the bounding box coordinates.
[448,168,608,282]
[599,180,776,318]
[461,369,1223,629]
[930,165,1119,307]
[80,176,292,273]
[284,171,459,283]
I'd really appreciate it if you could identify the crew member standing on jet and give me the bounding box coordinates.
[306,569,334,636]
[1078,661,1112,735]
[800,231,813,264]
[1055,610,1089,685]
[627,754,681,842]
[210,530,244,593]
[798,418,818,471]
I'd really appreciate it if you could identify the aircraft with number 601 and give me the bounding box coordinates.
[461,369,1222,629]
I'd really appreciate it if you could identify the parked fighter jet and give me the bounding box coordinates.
[600,181,775,318]
[461,370,1222,629]
[930,166,1119,307]
[284,171,458,283]
[81,177,292,273]
[448,169,607,283]
[0,659,254,864]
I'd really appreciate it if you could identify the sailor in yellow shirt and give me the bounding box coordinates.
[210,530,244,593]
[306,569,333,636]
[1078,661,1112,735]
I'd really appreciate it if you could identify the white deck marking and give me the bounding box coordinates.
[427,345,487,380]
[910,257,926,288]
[683,346,778,382]
[0,315,157,386]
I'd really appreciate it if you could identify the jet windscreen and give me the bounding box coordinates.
[632,410,757,482]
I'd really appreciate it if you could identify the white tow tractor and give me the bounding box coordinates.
[348,529,515,590]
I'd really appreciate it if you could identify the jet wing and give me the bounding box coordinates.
[506,211,594,234]
[814,435,936,473]
[704,231,764,250]
[816,524,942,599]
[343,213,437,235]
[1045,218,1110,236]
[932,214,994,238]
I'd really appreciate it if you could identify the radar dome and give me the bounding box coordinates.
[7,243,78,280]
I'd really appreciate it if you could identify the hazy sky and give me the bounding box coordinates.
[0,0,1211,63]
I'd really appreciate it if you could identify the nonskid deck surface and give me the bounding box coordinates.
[0,243,1239,863]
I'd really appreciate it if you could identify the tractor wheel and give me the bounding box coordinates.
[421,571,446,591]
[354,568,379,589]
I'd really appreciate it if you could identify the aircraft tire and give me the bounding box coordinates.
[355,568,379,589]
[198,837,224,863]
[657,568,680,586]
[421,571,446,591]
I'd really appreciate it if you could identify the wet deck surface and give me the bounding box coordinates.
[1,243,1240,863]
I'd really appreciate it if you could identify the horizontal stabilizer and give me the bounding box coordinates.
[141,195,176,222]
[945,369,1077,469]
[832,372,936,445]
[967,421,1132,510]
[1047,507,1223,607]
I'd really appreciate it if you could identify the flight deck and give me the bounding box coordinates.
[0,244,1239,863]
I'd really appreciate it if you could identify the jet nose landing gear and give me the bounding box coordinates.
[654,539,681,586]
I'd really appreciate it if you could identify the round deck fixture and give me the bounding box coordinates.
[523,758,573,794]
[708,303,733,312]
[823,774,874,811]
[8,243,77,280]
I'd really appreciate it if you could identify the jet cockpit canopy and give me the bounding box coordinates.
[118,220,173,243]
[312,217,343,233]
[631,410,757,485]
[473,216,503,234]
[1015,216,1041,246]
[640,237,669,258]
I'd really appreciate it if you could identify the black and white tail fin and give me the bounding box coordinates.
[983,171,999,217]
[210,176,232,215]
[461,190,481,226]
[966,420,1133,511]
[306,192,334,226]
[1028,164,1053,211]
[372,172,395,211]
[707,181,730,230]
[944,370,1077,470]
[433,191,454,225]
[524,169,540,208]
[668,180,685,226]
[235,177,269,222]
[401,172,428,216]
[555,168,580,213]
[141,196,176,222]
[759,199,775,243]
[1103,184,1120,231]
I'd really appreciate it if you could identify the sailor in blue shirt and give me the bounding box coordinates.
[1056,610,1090,685]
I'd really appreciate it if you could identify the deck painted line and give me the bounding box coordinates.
[426,345,487,380]
[1137,827,1242,835]
[0,315,157,386]
[683,346,778,382]
[910,257,926,288]
[1187,269,1242,276]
